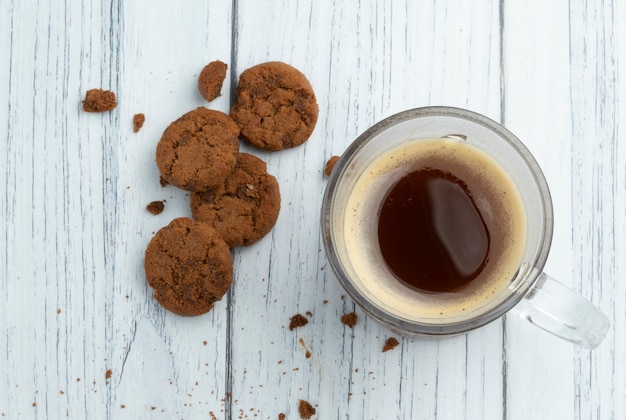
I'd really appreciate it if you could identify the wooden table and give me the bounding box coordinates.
[2,0,624,419]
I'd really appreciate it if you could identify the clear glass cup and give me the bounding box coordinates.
[322,106,609,348]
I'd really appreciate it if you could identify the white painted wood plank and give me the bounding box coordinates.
[229,1,505,419]
[568,0,626,419]
[1,1,114,418]
[504,0,626,419]
[110,0,234,418]
[0,0,233,418]
[500,0,578,419]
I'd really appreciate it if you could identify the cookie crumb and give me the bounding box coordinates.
[340,312,358,328]
[133,113,145,132]
[198,60,228,102]
[382,337,400,352]
[289,314,309,330]
[105,369,112,380]
[278,413,286,420]
[82,88,117,112]
[146,200,165,215]
[299,337,311,359]
[298,400,316,419]
[324,155,340,176]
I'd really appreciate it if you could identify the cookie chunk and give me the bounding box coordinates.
[324,155,340,176]
[146,200,165,215]
[230,61,318,151]
[190,153,280,246]
[144,217,233,316]
[82,89,117,112]
[198,60,228,102]
[156,107,240,192]
[133,113,145,132]
[298,400,316,419]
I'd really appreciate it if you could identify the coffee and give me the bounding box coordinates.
[378,168,490,293]
[343,138,526,319]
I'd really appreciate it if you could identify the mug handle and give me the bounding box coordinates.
[509,272,610,348]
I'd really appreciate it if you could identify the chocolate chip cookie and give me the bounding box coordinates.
[144,217,233,316]
[190,153,280,246]
[156,107,240,192]
[230,61,318,151]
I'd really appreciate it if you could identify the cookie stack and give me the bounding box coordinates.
[144,61,318,316]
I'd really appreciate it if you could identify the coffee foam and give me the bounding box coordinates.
[342,138,526,321]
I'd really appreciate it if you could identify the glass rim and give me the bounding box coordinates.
[322,106,554,335]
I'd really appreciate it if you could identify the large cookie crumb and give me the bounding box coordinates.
[146,200,165,215]
[82,89,117,112]
[340,312,357,328]
[289,313,308,330]
[198,60,228,102]
[324,155,340,176]
[133,113,145,132]
[298,400,316,419]
[382,337,400,352]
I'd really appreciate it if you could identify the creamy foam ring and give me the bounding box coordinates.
[343,138,527,321]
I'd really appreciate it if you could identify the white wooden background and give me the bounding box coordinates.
[1,0,624,419]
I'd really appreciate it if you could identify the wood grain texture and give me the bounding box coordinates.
[1,0,624,419]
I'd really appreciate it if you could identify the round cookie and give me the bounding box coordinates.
[230,61,318,151]
[190,153,281,246]
[156,107,240,192]
[144,217,233,316]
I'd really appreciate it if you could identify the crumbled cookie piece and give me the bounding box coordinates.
[289,314,309,330]
[82,89,117,112]
[146,200,165,215]
[198,60,228,102]
[382,337,400,352]
[133,113,145,132]
[324,155,340,176]
[340,312,357,328]
[298,400,316,419]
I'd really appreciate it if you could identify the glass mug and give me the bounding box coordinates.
[322,106,609,348]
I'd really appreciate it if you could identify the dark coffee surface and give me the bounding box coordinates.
[344,138,526,318]
[377,168,490,292]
